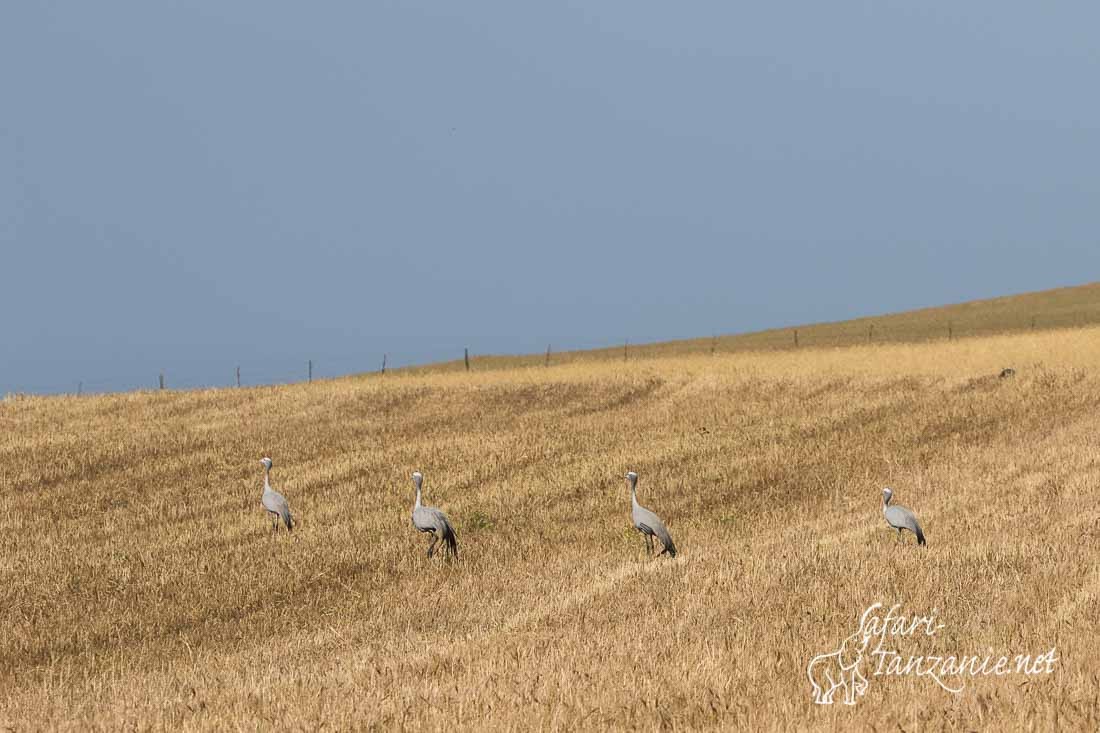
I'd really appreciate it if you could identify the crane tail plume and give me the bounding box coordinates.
[915,525,925,546]
[285,511,294,532]
[657,528,676,558]
[443,521,458,557]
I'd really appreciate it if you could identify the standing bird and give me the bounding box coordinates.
[259,457,294,533]
[410,471,457,558]
[627,471,677,558]
[882,487,925,546]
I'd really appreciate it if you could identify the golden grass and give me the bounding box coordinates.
[416,280,1100,374]
[3,324,1100,729]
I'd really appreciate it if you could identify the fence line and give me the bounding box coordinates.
[11,311,1100,398]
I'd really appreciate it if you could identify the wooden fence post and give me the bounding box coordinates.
[308,360,312,383]
[381,354,387,375]
[77,381,82,396]
[545,344,551,367]
[624,340,629,362]
[464,348,470,372]
[236,366,241,388]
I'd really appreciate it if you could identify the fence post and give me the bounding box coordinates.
[948,321,953,341]
[868,324,873,343]
[711,335,717,356]
[236,366,241,388]
[77,381,82,396]
[545,344,551,367]
[159,372,165,390]
[794,329,799,348]
[624,340,629,362]
[381,354,387,375]
[308,360,312,383]
[464,348,470,372]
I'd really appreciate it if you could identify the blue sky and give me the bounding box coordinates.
[4,2,1099,393]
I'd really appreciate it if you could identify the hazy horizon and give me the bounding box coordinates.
[5,3,1100,394]
[7,278,1095,396]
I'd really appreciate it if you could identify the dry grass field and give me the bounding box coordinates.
[429,280,1100,373]
[4,293,1100,729]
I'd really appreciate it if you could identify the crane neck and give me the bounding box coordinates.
[263,469,271,491]
[414,484,422,510]
[630,484,638,507]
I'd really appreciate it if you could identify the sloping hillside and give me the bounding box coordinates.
[415,280,1100,374]
[1,305,1099,729]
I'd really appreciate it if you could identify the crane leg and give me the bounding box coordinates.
[427,535,438,558]
[645,534,653,556]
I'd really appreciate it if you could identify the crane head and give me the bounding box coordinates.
[260,457,273,471]
[882,487,893,504]
[412,471,423,488]
[625,471,638,484]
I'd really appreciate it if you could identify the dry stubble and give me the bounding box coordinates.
[2,327,1099,729]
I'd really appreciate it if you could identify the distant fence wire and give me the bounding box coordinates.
[14,310,1100,398]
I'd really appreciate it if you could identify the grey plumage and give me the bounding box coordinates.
[411,471,457,558]
[627,471,676,558]
[882,487,924,546]
[260,457,294,532]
